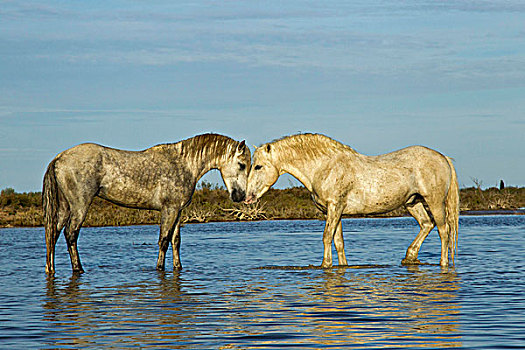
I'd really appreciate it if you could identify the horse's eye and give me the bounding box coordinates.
[254,165,262,170]
[238,163,246,171]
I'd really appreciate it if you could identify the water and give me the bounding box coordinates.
[1,216,524,349]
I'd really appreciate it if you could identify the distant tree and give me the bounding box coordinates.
[1,188,15,196]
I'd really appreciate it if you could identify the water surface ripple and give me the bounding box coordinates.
[1,216,523,349]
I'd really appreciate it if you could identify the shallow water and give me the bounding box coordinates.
[1,216,524,349]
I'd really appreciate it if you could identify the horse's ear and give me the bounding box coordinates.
[236,140,246,154]
[266,144,271,153]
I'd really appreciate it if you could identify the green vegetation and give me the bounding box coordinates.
[1,185,524,228]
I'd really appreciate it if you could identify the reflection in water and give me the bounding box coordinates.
[44,274,95,348]
[42,266,461,349]
[217,266,461,349]
[312,266,461,348]
[43,272,198,349]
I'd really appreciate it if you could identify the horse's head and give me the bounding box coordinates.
[219,140,251,202]
[245,143,279,204]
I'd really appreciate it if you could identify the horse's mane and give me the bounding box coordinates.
[267,133,358,160]
[183,133,238,156]
[151,133,239,159]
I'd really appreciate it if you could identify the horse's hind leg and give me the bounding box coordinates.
[333,220,348,266]
[46,225,62,274]
[426,200,450,267]
[64,205,89,273]
[402,201,435,265]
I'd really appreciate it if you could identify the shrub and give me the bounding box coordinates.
[0,185,524,227]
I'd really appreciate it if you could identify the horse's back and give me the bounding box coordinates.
[378,145,444,163]
[377,146,452,195]
[54,143,127,181]
[55,143,156,175]
[375,146,449,174]
[54,143,107,175]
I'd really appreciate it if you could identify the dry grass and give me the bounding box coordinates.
[222,201,268,221]
[1,185,524,227]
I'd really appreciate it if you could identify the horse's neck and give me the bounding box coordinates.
[149,142,223,181]
[274,146,360,192]
[190,156,218,180]
[274,153,317,192]
[188,151,225,181]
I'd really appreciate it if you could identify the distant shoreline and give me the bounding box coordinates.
[1,186,524,228]
[459,209,525,216]
[1,209,523,229]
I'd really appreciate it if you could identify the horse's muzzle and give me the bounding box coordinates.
[244,195,257,205]
[231,188,246,203]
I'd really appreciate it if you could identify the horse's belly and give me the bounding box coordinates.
[98,184,161,210]
[344,188,409,215]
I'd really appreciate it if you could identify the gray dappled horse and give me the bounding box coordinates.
[246,133,459,268]
[43,134,250,274]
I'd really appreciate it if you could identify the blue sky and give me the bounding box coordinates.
[1,0,524,192]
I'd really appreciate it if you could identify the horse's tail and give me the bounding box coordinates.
[445,156,459,265]
[43,158,59,273]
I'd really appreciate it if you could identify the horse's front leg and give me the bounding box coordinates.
[333,220,348,266]
[321,204,344,268]
[157,207,181,271]
[171,219,182,270]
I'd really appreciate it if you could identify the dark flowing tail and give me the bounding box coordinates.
[445,157,459,265]
[43,159,59,274]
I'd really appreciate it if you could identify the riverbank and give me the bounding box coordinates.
[1,185,524,228]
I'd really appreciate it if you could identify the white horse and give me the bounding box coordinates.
[245,133,459,268]
[43,133,250,274]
